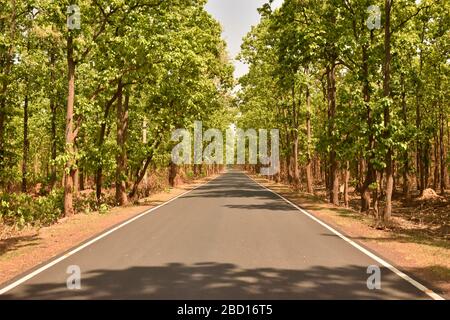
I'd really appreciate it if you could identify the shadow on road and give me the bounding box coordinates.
[183,175,277,201]
[2,262,427,300]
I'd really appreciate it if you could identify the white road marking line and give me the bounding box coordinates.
[0,174,223,295]
[246,174,445,301]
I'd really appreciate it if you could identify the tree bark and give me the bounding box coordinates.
[439,103,446,195]
[416,22,426,194]
[344,161,350,208]
[50,85,57,187]
[305,83,314,193]
[327,64,339,206]
[360,44,376,213]
[291,86,300,187]
[382,0,394,223]
[401,74,411,199]
[63,33,76,217]
[115,81,128,206]
[169,161,178,187]
[22,94,29,192]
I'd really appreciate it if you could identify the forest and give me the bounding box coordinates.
[0,0,234,227]
[0,0,449,233]
[238,0,449,229]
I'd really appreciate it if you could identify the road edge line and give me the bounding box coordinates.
[246,173,445,301]
[0,173,224,295]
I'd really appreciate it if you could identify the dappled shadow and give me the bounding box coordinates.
[224,202,295,212]
[1,262,430,300]
[183,173,276,201]
[0,234,40,256]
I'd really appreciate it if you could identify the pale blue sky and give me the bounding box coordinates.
[205,0,283,79]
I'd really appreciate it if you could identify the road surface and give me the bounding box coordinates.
[0,171,434,299]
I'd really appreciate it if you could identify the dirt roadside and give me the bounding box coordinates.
[251,175,450,300]
[0,174,221,287]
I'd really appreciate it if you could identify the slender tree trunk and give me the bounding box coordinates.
[416,23,426,194]
[129,137,162,199]
[115,81,128,206]
[0,0,16,177]
[306,83,314,193]
[73,162,79,194]
[401,74,411,199]
[95,166,103,199]
[344,161,350,208]
[439,103,446,195]
[142,118,148,186]
[292,86,300,187]
[169,161,178,187]
[361,44,376,213]
[22,94,29,192]
[79,167,84,191]
[21,4,32,193]
[63,33,76,217]
[433,134,439,191]
[48,43,58,188]
[293,133,300,187]
[382,0,394,223]
[50,95,57,187]
[285,132,293,183]
[327,64,339,206]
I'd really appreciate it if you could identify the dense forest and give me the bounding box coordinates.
[0,0,233,226]
[238,0,449,227]
[0,0,449,230]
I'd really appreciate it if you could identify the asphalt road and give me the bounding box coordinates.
[0,171,433,299]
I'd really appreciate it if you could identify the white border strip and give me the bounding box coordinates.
[0,174,222,295]
[246,174,445,301]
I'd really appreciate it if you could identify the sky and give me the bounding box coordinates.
[205,0,284,79]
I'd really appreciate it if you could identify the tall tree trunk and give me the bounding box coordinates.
[95,167,103,202]
[63,33,76,217]
[327,64,339,206]
[285,132,293,183]
[21,4,32,193]
[142,118,148,186]
[22,94,29,192]
[344,161,350,208]
[48,42,58,188]
[169,161,178,187]
[416,22,426,194]
[433,134,439,191]
[291,86,300,187]
[305,84,314,194]
[0,0,16,177]
[292,133,300,187]
[401,74,411,199]
[439,103,446,195]
[382,0,394,223]
[79,167,84,191]
[115,81,128,206]
[50,95,57,187]
[361,44,376,213]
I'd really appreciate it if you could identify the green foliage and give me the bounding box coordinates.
[238,0,449,184]
[0,189,64,228]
